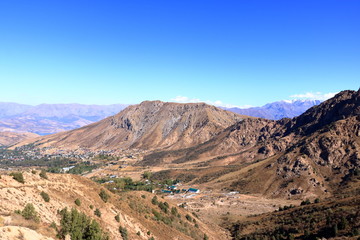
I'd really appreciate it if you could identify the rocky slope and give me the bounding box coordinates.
[145,90,360,198]
[0,131,39,146]
[15,101,245,151]
[0,171,223,240]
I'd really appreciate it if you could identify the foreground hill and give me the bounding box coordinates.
[0,171,223,240]
[0,131,39,146]
[16,101,245,151]
[0,103,128,135]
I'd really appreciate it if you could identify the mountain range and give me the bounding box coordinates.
[0,99,321,137]
[0,103,128,135]
[15,89,360,199]
[223,99,322,120]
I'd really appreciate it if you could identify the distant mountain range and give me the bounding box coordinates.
[0,100,321,136]
[0,103,128,135]
[223,99,322,120]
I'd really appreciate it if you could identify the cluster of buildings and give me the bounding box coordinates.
[161,185,200,194]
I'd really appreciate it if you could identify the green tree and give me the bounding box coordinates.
[21,203,39,222]
[58,207,107,240]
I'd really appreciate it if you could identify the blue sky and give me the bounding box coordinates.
[0,0,359,107]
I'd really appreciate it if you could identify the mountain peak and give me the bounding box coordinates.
[17,101,244,151]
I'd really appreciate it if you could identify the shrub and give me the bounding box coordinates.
[119,226,128,240]
[171,207,178,215]
[20,203,39,222]
[58,207,107,240]
[94,208,101,217]
[141,194,146,199]
[74,199,81,206]
[31,170,37,174]
[142,171,152,179]
[137,231,141,236]
[10,172,24,183]
[185,214,193,222]
[314,198,320,203]
[99,189,110,203]
[115,214,120,222]
[300,199,311,206]
[89,205,94,209]
[40,191,50,202]
[151,196,158,205]
[204,234,209,240]
[39,170,48,180]
[50,221,57,229]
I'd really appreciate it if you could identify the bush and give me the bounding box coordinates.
[142,171,152,179]
[151,196,158,205]
[39,170,48,180]
[89,205,94,209]
[119,226,128,240]
[115,214,120,222]
[20,203,39,222]
[74,199,81,206]
[40,191,50,202]
[300,199,311,206]
[171,207,178,215]
[94,208,101,217]
[58,207,107,240]
[10,172,24,183]
[185,214,193,222]
[99,189,110,203]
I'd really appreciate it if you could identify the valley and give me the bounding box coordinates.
[0,89,359,239]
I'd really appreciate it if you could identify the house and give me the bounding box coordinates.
[61,166,75,173]
[187,188,200,193]
[161,190,172,194]
[167,185,177,190]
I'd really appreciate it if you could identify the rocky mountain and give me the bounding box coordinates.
[0,103,128,135]
[13,90,360,199]
[143,90,360,198]
[0,131,39,146]
[224,99,322,120]
[16,101,246,151]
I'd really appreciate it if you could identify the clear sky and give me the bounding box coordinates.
[0,0,359,107]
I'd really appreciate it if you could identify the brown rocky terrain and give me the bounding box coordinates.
[15,101,245,151]
[13,90,360,200]
[0,132,39,146]
[0,171,225,240]
[142,90,360,199]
